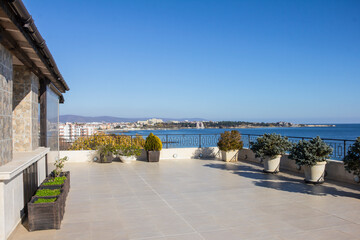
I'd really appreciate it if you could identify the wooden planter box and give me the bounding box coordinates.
[44,171,70,198]
[35,187,66,220]
[147,151,160,162]
[28,196,62,231]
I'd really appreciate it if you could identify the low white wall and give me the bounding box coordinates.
[0,149,47,240]
[60,147,220,163]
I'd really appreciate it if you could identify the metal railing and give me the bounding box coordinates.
[59,133,356,161]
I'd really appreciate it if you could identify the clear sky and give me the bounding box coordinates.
[24,0,360,123]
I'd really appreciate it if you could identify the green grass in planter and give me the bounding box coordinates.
[35,189,61,197]
[43,176,67,186]
[34,198,57,204]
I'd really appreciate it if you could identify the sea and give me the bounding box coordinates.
[119,124,360,141]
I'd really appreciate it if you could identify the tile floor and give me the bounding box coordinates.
[9,159,360,240]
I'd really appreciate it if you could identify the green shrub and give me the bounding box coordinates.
[35,189,61,197]
[117,145,142,157]
[144,133,162,151]
[43,176,66,186]
[97,144,116,162]
[343,137,360,176]
[217,130,243,152]
[289,136,333,166]
[34,198,57,204]
[250,133,292,159]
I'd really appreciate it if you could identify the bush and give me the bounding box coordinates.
[70,132,145,150]
[34,198,57,204]
[250,133,292,159]
[289,136,333,166]
[117,145,142,157]
[35,189,61,197]
[343,137,360,176]
[217,130,243,152]
[144,133,162,151]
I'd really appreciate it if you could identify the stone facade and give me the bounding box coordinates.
[0,44,13,166]
[12,65,39,152]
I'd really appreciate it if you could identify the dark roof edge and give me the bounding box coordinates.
[8,0,69,92]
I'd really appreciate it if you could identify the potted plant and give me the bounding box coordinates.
[117,145,142,163]
[217,130,243,162]
[97,144,115,163]
[343,137,360,183]
[289,136,333,183]
[144,133,162,162]
[250,133,292,173]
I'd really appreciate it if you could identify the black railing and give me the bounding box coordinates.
[59,133,356,161]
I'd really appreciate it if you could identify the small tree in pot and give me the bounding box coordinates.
[343,137,360,183]
[97,144,115,163]
[144,133,162,162]
[250,133,292,173]
[289,136,333,183]
[217,130,243,162]
[117,145,142,163]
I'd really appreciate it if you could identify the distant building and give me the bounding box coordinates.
[137,118,163,125]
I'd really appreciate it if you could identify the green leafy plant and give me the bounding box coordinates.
[250,133,292,159]
[97,143,115,162]
[217,130,244,152]
[117,145,142,157]
[43,176,67,186]
[289,136,333,166]
[35,189,61,197]
[34,198,57,204]
[53,156,68,177]
[144,133,162,151]
[343,137,360,176]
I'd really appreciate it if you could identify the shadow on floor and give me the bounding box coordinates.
[203,162,360,199]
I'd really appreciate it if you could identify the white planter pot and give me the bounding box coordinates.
[303,161,327,183]
[263,155,281,173]
[119,155,136,163]
[221,150,238,162]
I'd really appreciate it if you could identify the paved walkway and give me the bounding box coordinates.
[9,159,360,240]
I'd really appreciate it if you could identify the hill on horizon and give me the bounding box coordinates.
[59,115,208,123]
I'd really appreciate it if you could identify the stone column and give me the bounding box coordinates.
[0,44,13,166]
[12,65,39,152]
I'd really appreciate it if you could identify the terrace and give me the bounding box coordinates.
[9,157,360,240]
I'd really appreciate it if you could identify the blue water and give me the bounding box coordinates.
[120,124,360,140]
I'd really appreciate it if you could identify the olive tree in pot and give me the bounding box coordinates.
[217,130,243,162]
[144,133,162,162]
[250,133,292,173]
[289,136,333,183]
[343,137,360,183]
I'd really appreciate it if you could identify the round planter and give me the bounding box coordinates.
[221,150,238,162]
[303,161,327,183]
[120,155,136,163]
[263,155,281,173]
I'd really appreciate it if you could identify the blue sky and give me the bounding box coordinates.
[24,0,360,123]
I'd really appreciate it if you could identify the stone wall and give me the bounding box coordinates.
[12,65,39,152]
[0,44,13,166]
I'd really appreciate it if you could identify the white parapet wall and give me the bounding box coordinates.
[59,147,220,163]
[0,148,48,240]
[59,147,358,185]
